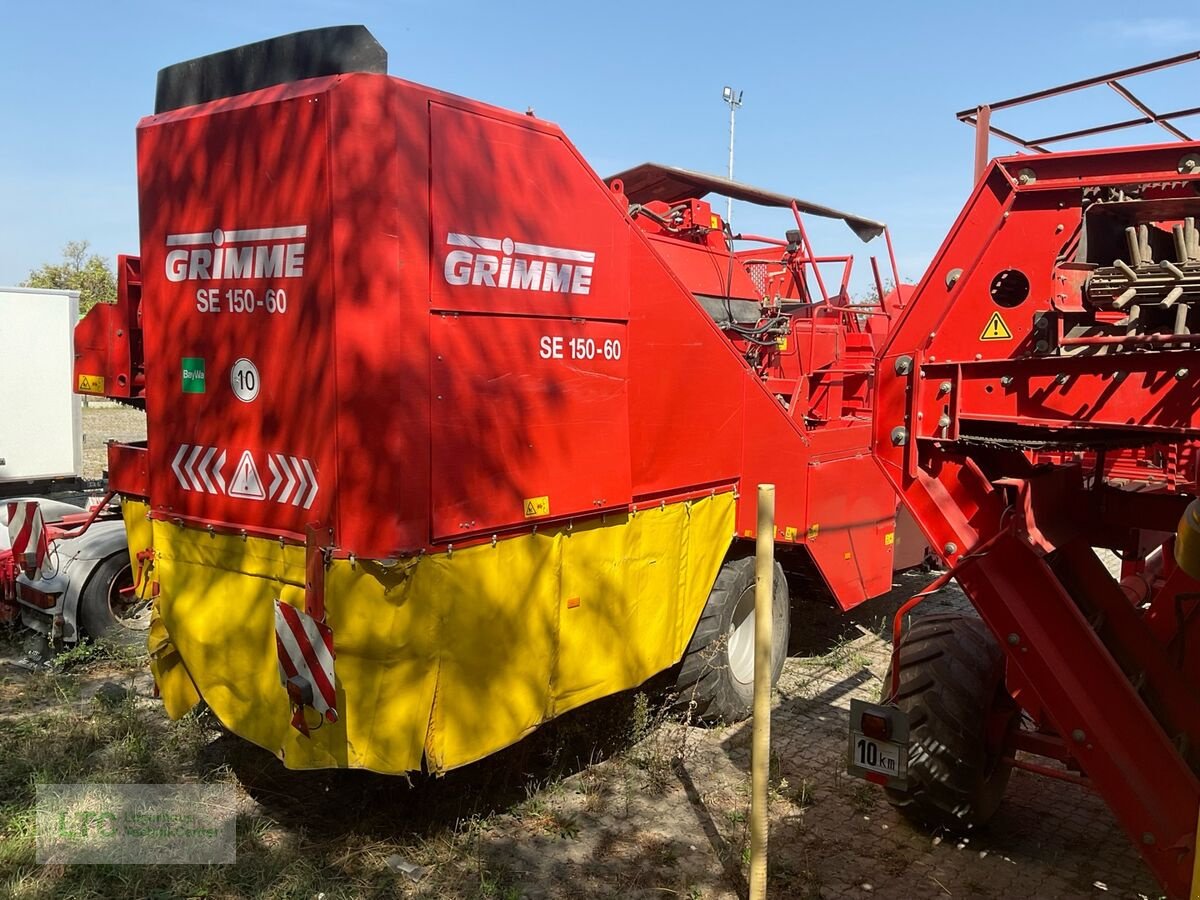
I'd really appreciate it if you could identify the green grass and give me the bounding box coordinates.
[0,646,702,899]
[46,636,146,673]
[0,649,450,899]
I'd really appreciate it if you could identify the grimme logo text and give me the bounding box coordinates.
[165,226,307,282]
[443,232,595,295]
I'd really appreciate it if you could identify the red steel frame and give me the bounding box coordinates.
[0,548,18,622]
[876,134,1200,896]
[960,50,1200,182]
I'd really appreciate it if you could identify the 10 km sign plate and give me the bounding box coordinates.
[847,699,909,791]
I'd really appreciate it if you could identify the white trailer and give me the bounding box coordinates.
[0,287,136,653]
[0,287,83,495]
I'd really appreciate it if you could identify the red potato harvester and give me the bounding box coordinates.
[69,25,1200,899]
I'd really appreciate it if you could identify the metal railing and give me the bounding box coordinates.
[959,50,1200,181]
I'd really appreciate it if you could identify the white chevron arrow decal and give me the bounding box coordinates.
[277,454,299,504]
[267,454,283,500]
[184,444,205,491]
[171,444,191,490]
[211,450,227,494]
[300,458,318,510]
[197,447,218,493]
[290,457,308,507]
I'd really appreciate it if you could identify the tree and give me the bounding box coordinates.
[855,276,896,308]
[22,241,117,315]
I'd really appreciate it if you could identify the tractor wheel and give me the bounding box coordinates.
[78,554,145,647]
[673,555,790,723]
[882,612,1018,831]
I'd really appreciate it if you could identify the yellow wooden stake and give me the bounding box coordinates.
[1190,800,1200,899]
[750,483,775,899]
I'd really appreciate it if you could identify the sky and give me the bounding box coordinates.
[1,1,1198,292]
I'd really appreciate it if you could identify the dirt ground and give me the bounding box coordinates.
[0,406,1159,899]
[425,576,1158,900]
[80,403,146,481]
[550,583,1158,899]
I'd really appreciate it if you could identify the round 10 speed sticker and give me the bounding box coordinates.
[231,358,260,402]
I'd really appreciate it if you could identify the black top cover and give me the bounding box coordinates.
[154,25,387,114]
[608,162,886,242]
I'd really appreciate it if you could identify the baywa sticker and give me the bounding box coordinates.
[181,358,206,393]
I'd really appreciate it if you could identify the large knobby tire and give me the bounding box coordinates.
[882,612,1018,831]
[674,555,790,723]
[77,554,144,647]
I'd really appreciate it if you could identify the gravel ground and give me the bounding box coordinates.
[81,403,146,481]
[444,575,1158,900]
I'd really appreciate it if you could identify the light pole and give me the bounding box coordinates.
[722,85,743,227]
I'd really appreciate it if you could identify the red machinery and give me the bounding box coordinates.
[860,55,1200,900]
[67,24,1200,898]
[73,26,909,777]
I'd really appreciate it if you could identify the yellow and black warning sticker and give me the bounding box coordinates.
[523,495,550,518]
[980,311,1013,341]
[77,373,105,393]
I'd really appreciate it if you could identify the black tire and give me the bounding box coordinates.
[882,612,1018,831]
[673,555,790,723]
[77,554,144,647]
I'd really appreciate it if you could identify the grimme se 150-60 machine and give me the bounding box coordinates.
[72,24,909,774]
[64,25,1200,898]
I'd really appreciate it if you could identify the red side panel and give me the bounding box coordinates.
[643,235,762,300]
[327,77,431,557]
[73,255,143,401]
[428,103,629,320]
[107,442,149,498]
[429,315,630,538]
[426,102,635,537]
[737,379,811,540]
[626,239,744,498]
[136,80,338,537]
[803,454,898,607]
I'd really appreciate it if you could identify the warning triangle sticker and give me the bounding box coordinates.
[980,311,1013,341]
[228,450,266,500]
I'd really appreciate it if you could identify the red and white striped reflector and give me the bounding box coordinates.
[6,501,49,577]
[273,600,337,731]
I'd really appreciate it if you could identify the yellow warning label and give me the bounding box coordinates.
[523,496,550,518]
[77,373,105,394]
[710,214,720,230]
[807,524,820,540]
[783,526,798,541]
[884,531,895,546]
[776,336,789,351]
[980,311,1013,341]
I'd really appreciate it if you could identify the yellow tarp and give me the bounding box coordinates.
[130,493,734,773]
